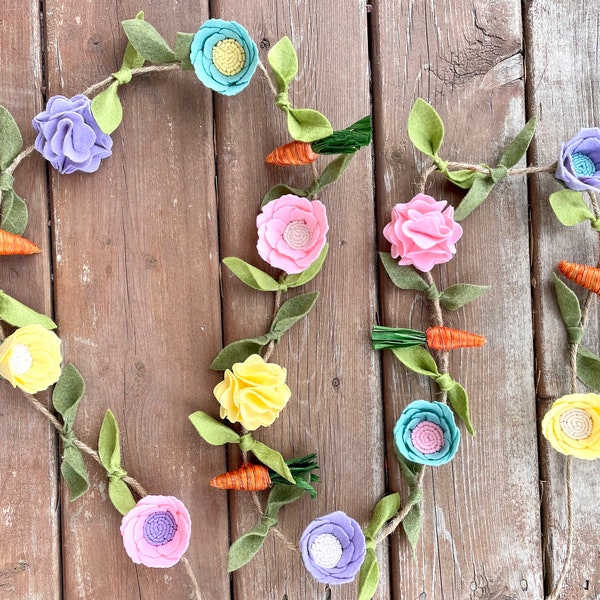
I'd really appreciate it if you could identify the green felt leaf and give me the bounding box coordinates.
[498,117,537,169]
[52,364,85,428]
[223,257,281,292]
[0,290,56,329]
[357,550,379,600]
[439,284,489,311]
[188,411,241,445]
[553,273,582,329]
[264,480,308,515]
[121,18,177,64]
[0,172,13,192]
[175,32,194,70]
[280,244,328,289]
[379,252,429,292]
[453,176,496,221]
[577,347,600,393]
[407,98,444,158]
[447,381,474,435]
[121,11,146,69]
[98,409,122,474]
[209,336,272,371]
[0,106,23,170]
[61,445,90,501]
[549,190,594,226]
[364,493,401,540]
[228,520,271,571]
[91,81,123,135]
[444,169,478,189]
[286,108,333,143]
[270,292,319,339]
[261,184,308,208]
[267,36,298,94]
[392,346,439,377]
[315,153,356,191]
[395,453,422,488]
[108,478,136,516]
[402,503,422,555]
[251,440,294,483]
[1,189,28,235]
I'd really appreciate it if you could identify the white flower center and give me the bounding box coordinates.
[9,343,33,376]
[283,221,312,249]
[560,408,593,440]
[310,533,343,569]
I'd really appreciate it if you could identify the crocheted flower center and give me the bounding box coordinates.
[143,510,178,546]
[310,533,343,569]
[571,152,596,177]
[411,420,444,454]
[560,408,593,440]
[283,221,312,249]
[212,39,246,76]
[8,344,33,376]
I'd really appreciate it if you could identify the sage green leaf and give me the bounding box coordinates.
[91,81,123,135]
[228,520,271,571]
[392,346,439,377]
[175,32,194,70]
[108,478,136,515]
[0,290,56,329]
[447,381,474,435]
[402,503,422,555]
[286,108,333,143]
[121,18,177,64]
[265,479,307,512]
[498,116,537,169]
[549,190,594,226]
[267,36,298,94]
[188,411,241,445]
[395,453,422,488]
[439,284,490,311]
[0,106,23,170]
[407,98,444,158]
[52,364,86,427]
[250,440,294,483]
[364,493,401,540]
[577,347,600,392]
[61,445,90,501]
[553,273,582,329]
[379,252,429,292]
[222,257,281,292]
[357,550,379,600]
[209,336,272,371]
[488,164,508,183]
[444,169,477,189]
[121,11,146,69]
[1,188,28,235]
[281,245,328,288]
[315,153,356,191]
[261,184,308,207]
[270,292,319,339]
[98,409,122,473]
[0,171,13,191]
[453,176,496,221]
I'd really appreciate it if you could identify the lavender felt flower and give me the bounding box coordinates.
[555,128,600,191]
[32,94,112,174]
[300,511,366,585]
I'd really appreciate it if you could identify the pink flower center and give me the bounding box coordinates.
[283,220,312,249]
[143,510,178,546]
[411,420,444,454]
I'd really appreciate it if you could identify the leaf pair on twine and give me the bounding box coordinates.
[549,189,600,230]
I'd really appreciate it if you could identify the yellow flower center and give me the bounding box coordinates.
[283,221,312,249]
[9,343,33,376]
[212,39,246,76]
[560,408,593,440]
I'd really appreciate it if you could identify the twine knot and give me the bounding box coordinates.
[60,428,77,449]
[566,326,584,345]
[108,466,128,484]
[488,164,508,183]
[276,93,292,110]
[260,515,278,529]
[239,433,254,453]
[435,373,455,392]
[112,68,132,85]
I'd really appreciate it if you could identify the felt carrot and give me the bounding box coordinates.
[558,260,600,295]
[266,141,320,166]
[0,229,41,255]
[371,325,486,351]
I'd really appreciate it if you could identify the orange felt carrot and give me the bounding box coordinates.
[425,326,487,351]
[0,229,41,255]
[558,260,600,295]
[210,463,271,492]
[266,140,320,166]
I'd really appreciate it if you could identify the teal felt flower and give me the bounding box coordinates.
[190,19,258,96]
[394,400,460,466]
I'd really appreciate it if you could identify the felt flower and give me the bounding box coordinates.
[214,354,291,431]
[190,19,258,96]
[257,195,329,274]
[555,128,600,191]
[32,94,112,174]
[120,495,191,568]
[300,511,366,585]
[394,400,460,466]
[383,193,463,272]
[542,393,600,459]
[0,324,62,394]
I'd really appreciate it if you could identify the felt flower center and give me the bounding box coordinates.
[571,152,596,177]
[283,220,312,249]
[8,343,33,376]
[143,510,178,546]
[212,39,246,76]
[411,420,444,454]
[560,408,593,440]
[310,533,343,569]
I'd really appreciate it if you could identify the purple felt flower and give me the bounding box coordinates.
[300,511,366,585]
[32,94,112,174]
[556,128,600,191]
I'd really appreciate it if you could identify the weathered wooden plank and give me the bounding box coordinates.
[210,2,384,598]
[370,1,544,598]
[525,1,600,596]
[43,2,229,598]
[0,1,60,598]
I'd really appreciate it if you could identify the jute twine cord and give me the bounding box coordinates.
[445,161,557,177]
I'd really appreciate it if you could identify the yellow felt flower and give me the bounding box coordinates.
[542,393,600,459]
[214,354,291,431]
[0,324,62,394]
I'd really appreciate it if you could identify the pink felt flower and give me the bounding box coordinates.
[383,193,463,272]
[120,495,191,568]
[257,194,329,274]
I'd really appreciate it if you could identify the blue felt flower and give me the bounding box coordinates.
[393,400,460,466]
[190,19,258,96]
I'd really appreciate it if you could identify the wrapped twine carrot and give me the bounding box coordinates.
[558,260,600,295]
[371,325,487,351]
[0,229,40,255]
